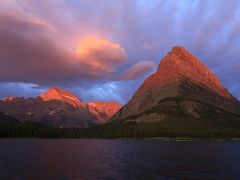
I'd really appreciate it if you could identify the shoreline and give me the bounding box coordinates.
[1,137,240,142]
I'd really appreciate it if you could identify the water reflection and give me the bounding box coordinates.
[0,139,240,179]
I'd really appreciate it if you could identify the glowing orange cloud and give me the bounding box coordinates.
[76,36,127,73]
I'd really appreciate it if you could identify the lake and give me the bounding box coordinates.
[0,139,239,179]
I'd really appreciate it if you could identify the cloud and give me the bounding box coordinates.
[142,43,158,50]
[0,12,72,83]
[114,61,156,80]
[0,12,53,32]
[0,0,239,103]
[0,12,127,85]
[70,81,141,104]
[0,82,45,99]
[76,36,127,74]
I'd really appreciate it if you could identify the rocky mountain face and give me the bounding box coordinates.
[39,87,84,107]
[0,87,121,128]
[112,46,240,131]
[0,111,19,124]
[87,101,122,124]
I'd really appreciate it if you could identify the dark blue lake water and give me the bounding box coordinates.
[0,139,240,179]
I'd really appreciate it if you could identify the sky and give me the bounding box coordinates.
[0,0,239,104]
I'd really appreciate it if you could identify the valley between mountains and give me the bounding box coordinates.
[1,46,240,139]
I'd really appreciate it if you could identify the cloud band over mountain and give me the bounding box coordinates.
[0,0,239,103]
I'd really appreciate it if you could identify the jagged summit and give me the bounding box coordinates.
[39,87,84,107]
[136,46,232,99]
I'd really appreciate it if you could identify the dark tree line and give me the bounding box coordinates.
[1,110,240,139]
[1,120,240,140]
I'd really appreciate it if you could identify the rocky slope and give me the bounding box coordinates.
[87,101,122,124]
[0,87,121,128]
[112,46,240,131]
[39,87,84,107]
[0,111,19,124]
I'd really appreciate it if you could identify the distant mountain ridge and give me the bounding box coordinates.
[0,87,121,128]
[112,46,240,132]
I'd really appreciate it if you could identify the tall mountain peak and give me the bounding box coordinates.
[158,45,208,70]
[168,45,190,55]
[112,46,240,123]
[137,46,232,99]
[39,87,83,107]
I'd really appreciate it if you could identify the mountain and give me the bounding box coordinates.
[0,110,19,124]
[39,87,84,107]
[0,87,121,128]
[112,46,240,133]
[86,101,122,124]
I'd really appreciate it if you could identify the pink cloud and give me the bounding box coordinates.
[75,36,127,73]
[114,61,156,80]
[0,12,53,32]
[0,13,128,84]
